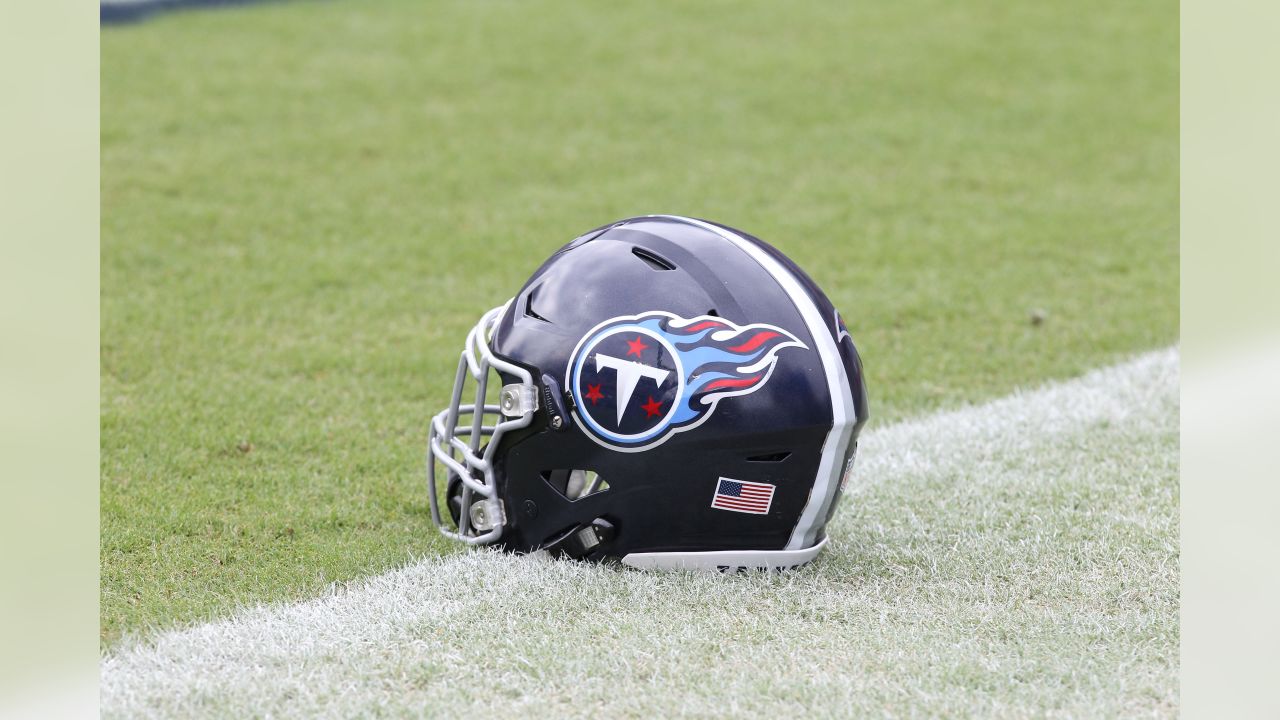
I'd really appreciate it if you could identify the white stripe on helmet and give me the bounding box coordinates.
[651,215,856,550]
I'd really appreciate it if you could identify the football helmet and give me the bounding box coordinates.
[427,215,868,570]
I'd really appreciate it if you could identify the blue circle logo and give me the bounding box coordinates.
[566,311,807,452]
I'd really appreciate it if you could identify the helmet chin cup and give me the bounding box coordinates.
[426,303,535,545]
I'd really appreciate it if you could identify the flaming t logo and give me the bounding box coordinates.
[567,311,807,452]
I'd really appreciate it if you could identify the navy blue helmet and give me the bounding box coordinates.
[427,216,868,570]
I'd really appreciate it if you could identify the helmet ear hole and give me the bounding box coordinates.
[540,469,611,501]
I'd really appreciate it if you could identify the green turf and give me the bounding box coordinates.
[102,351,1179,717]
[101,0,1178,645]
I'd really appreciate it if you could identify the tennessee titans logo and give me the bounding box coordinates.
[566,311,807,452]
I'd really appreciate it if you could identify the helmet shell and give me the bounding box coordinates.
[487,216,868,559]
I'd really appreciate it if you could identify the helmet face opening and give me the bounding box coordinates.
[426,216,869,570]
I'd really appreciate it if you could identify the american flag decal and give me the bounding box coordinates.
[711,477,775,515]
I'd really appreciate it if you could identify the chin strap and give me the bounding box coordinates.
[542,518,616,560]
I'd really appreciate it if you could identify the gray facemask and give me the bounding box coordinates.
[426,302,537,545]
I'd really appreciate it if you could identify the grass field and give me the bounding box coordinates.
[101,0,1178,705]
[102,350,1179,717]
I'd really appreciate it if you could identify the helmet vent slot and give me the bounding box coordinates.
[746,451,792,463]
[540,469,611,501]
[631,246,676,271]
[523,287,551,323]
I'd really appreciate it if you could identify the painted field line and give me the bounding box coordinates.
[102,347,1179,719]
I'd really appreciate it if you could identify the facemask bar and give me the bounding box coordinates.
[427,302,536,545]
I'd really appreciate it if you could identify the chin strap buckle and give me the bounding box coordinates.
[543,518,616,560]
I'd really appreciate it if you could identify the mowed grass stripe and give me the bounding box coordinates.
[102,349,1178,719]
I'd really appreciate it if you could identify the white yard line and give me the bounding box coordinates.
[101,348,1179,719]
